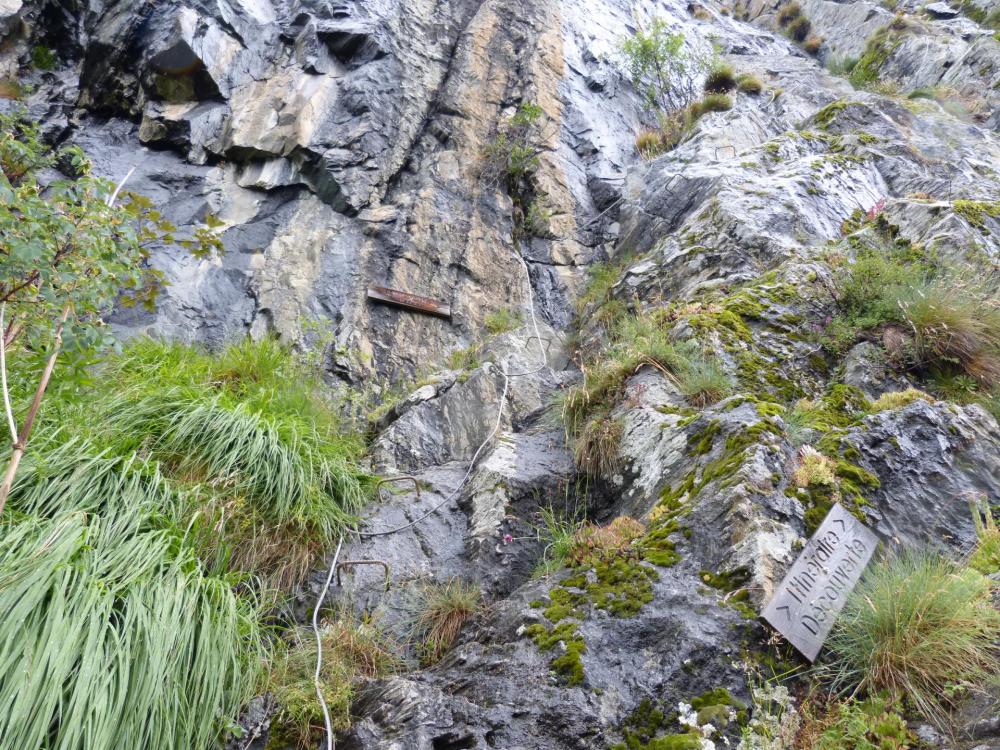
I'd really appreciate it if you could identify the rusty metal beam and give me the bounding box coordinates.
[367,286,451,320]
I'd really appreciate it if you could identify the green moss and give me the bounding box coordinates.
[813,99,850,129]
[953,200,1000,232]
[688,419,722,455]
[849,23,903,88]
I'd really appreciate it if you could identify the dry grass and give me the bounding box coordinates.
[413,578,481,664]
[574,414,624,476]
[792,446,836,487]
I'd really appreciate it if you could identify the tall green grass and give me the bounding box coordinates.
[24,337,368,587]
[0,507,266,750]
[0,336,371,749]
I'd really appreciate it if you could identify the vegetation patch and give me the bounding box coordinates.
[411,578,481,664]
[268,618,399,747]
[822,549,1000,729]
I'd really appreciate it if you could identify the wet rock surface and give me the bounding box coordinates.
[4,0,1000,748]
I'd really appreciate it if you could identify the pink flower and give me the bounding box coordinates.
[503,533,513,545]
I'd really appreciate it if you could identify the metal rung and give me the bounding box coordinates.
[336,559,391,591]
[375,475,421,504]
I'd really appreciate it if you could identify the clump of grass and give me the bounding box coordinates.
[787,15,812,42]
[635,127,676,159]
[823,549,1000,729]
[568,516,646,566]
[969,496,1000,575]
[777,2,802,25]
[826,55,859,76]
[897,276,1000,387]
[559,312,689,432]
[784,398,820,447]
[803,35,823,54]
[869,387,933,412]
[31,337,368,589]
[269,618,400,746]
[447,343,482,372]
[574,413,625,476]
[736,73,763,94]
[412,578,481,664]
[485,307,523,335]
[534,505,586,577]
[691,93,733,117]
[704,63,737,93]
[792,445,836,488]
[676,356,733,406]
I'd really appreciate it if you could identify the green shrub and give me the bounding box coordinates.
[30,45,56,70]
[704,63,737,93]
[621,20,709,111]
[480,103,543,190]
[823,550,1000,728]
[787,15,812,42]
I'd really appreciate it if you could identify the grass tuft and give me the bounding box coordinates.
[412,578,481,664]
[268,618,399,747]
[869,387,932,412]
[676,356,733,406]
[704,63,737,93]
[736,73,763,95]
[823,549,1000,729]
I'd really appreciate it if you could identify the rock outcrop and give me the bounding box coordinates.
[2,0,999,748]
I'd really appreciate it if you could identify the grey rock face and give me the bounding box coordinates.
[850,401,1000,551]
[7,0,1000,748]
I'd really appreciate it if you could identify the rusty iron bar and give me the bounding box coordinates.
[336,559,391,591]
[375,475,422,504]
[367,286,451,320]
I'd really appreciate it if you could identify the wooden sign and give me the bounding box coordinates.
[366,286,451,320]
[761,503,879,661]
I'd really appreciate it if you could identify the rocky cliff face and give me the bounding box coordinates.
[2,0,999,748]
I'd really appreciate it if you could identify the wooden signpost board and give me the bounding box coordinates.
[761,503,879,661]
[366,287,451,320]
